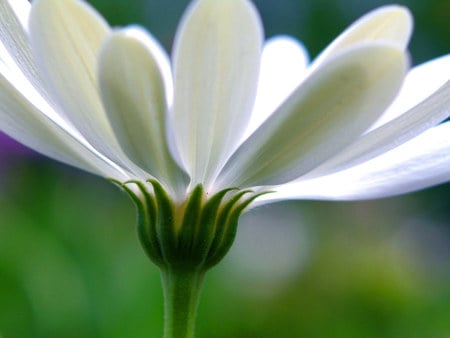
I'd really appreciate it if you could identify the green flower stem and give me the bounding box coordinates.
[161,267,205,338]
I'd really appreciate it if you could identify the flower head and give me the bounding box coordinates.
[1,0,449,267]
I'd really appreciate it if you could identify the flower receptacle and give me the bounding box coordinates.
[114,178,264,272]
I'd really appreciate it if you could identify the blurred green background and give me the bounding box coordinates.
[1,0,449,337]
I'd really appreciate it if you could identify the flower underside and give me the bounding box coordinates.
[1,1,449,337]
[113,179,267,270]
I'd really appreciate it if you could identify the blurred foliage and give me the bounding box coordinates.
[1,0,449,337]
[89,0,450,63]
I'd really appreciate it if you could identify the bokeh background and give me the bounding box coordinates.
[1,0,449,337]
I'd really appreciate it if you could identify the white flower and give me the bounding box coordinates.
[1,0,449,206]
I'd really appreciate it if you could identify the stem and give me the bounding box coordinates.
[161,267,205,338]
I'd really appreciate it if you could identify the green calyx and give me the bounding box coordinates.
[113,179,266,272]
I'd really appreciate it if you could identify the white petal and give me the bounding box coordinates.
[258,122,450,203]
[245,36,309,139]
[305,81,450,177]
[218,44,407,188]
[313,5,412,68]
[5,0,30,29]
[0,0,44,93]
[115,26,174,107]
[171,0,263,186]
[370,54,450,129]
[98,27,186,190]
[0,72,129,180]
[28,0,125,165]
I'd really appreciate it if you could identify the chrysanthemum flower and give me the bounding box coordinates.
[1,0,449,336]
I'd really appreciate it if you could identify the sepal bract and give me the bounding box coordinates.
[112,179,269,271]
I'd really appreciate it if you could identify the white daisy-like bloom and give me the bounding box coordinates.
[0,0,449,267]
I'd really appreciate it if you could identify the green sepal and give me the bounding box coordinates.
[114,178,269,273]
[147,179,178,265]
[203,189,252,260]
[110,179,164,267]
[176,184,204,267]
[204,191,269,269]
[193,187,237,265]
